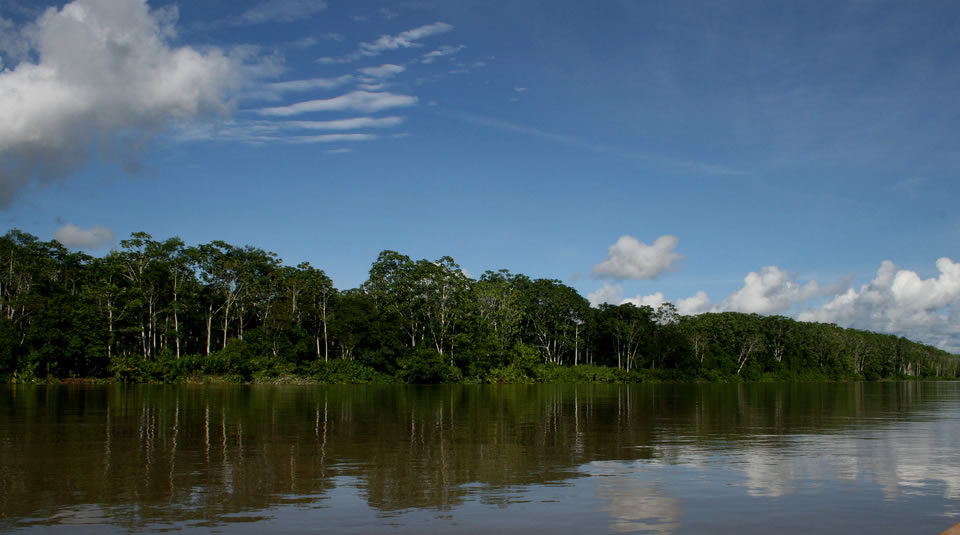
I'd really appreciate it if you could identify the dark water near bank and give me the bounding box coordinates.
[2,383,959,534]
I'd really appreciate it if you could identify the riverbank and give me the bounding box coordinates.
[9,356,954,385]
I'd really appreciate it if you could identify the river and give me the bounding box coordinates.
[2,382,959,533]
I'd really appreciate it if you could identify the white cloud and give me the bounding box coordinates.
[675,291,711,315]
[325,148,353,154]
[514,87,528,92]
[592,235,683,280]
[633,267,836,317]
[54,223,115,249]
[421,45,465,64]
[361,22,453,55]
[257,90,417,116]
[174,115,403,144]
[238,0,327,25]
[286,133,376,144]
[587,283,623,307]
[0,16,29,64]
[358,63,405,78]
[798,258,960,351]
[590,286,710,316]
[623,291,667,309]
[0,0,243,207]
[288,116,405,130]
[719,266,828,315]
[268,75,354,92]
[289,36,318,49]
[319,21,454,63]
[586,255,960,350]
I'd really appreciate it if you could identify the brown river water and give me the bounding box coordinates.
[1,382,959,534]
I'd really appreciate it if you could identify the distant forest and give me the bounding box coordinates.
[1,229,957,384]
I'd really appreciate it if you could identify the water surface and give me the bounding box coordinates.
[2,383,959,533]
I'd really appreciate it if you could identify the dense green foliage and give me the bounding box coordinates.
[2,229,957,383]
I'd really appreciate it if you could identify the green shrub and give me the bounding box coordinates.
[306,358,391,384]
[397,347,462,384]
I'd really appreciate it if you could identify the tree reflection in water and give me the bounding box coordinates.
[1,383,959,533]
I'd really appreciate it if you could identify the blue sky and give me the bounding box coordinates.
[2,0,959,350]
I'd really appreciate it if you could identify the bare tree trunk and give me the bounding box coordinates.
[222,302,230,350]
[140,319,147,361]
[174,303,180,360]
[206,305,213,355]
[107,302,113,361]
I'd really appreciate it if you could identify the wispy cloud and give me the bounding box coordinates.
[287,133,377,144]
[362,22,453,54]
[175,116,405,143]
[289,36,318,49]
[446,56,495,75]
[238,0,328,25]
[257,90,417,116]
[318,21,453,64]
[421,45,465,64]
[440,110,625,154]
[326,147,353,154]
[358,63,405,79]
[268,75,355,92]
[440,110,745,177]
[287,116,405,130]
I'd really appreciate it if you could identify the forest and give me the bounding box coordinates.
[1,229,957,384]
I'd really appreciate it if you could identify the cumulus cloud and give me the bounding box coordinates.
[676,291,711,315]
[318,21,453,63]
[0,0,243,207]
[238,0,327,25]
[623,291,669,309]
[592,235,683,280]
[54,223,115,249]
[586,255,960,350]
[587,283,623,307]
[257,90,417,116]
[0,16,29,65]
[799,258,960,351]
[649,268,834,316]
[719,266,832,315]
[590,284,710,316]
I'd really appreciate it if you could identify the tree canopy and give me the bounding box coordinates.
[1,229,957,383]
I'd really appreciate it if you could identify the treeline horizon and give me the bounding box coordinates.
[1,229,958,384]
